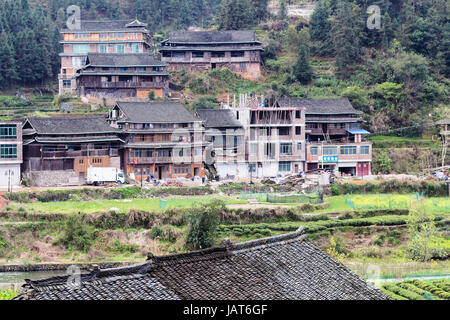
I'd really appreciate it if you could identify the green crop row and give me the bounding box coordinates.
[381,280,450,300]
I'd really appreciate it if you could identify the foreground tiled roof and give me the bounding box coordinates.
[115,102,201,123]
[163,30,259,44]
[85,54,166,67]
[24,117,119,135]
[196,109,243,128]
[15,228,389,300]
[278,98,363,115]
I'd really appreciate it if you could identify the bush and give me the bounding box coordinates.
[185,200,224,250]
[56,215,98,252]
[150,226,163,239]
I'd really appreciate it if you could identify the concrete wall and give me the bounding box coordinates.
[25,170,82,187]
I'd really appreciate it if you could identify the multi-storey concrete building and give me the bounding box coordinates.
[59,19,151,95]
[76,53,169,100]
[278,98,372,176]
[0,121,22,188]
[196,109,246,179]
[107,102,207,180]
[160,31,263,79]
[224,95,306,178]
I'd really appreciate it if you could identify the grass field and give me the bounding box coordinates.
[313,194,450,214]
[8,196,247,214]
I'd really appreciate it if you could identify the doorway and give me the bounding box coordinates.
[194,167,199,177]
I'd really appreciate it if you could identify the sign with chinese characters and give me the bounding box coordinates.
[319,156,338,163]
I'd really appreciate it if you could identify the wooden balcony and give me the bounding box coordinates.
[97,81,165,89]
[42,149,118,159]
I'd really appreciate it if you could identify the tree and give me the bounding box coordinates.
[292,28,313,84]
[184,200,224,250]
[309,0,334,56]
[278,0,288,21]
[252,0,269,22]
[218,0,253,30]
[374,150,392,173]
[330,1,363,79]
[406,206,446,261]
[0,29,18,89]
[341,86,369,112]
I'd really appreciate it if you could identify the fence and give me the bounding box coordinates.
[240,191,323,204]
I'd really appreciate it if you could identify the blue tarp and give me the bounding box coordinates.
[347,129,370,135]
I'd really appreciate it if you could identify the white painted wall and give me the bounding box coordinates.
[0,164,21,187]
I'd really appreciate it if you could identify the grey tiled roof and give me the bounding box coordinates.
[278,98,363,115]
[164,30,259,44]
[196,109,242,128]
[25,117,119,135]
[61,19,147,32]
[86,54,166,67]
[116,102,201,123]
[15,228,389,300]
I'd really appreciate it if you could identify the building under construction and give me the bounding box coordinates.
[223,94,306,179]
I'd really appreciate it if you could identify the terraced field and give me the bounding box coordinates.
[380,279,450,300]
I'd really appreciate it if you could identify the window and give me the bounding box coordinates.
[231,51,244,57]
[296,110,301,118]
[74,33,90,39]
[63,80,71,88]
[0,125,16,139]
[132,43,139,53]
[98,44,107,53]
[264,143,275,159]
[174,165,190,174]
[173,52,185,58]
[295,126,301,135]
[120,67,129,71]
[92,158,102,164]
[310,147,318,156]
[99,33,108,39]
[192,52,204,58]
[280,143,292,155]
[323,146,337,155]
[249,143,257,156]
[0,144,17,158]
[115,44,125,53]
[297,143,302,151]
[351,123,359,129]
[110,33,125,38]
[73,44,90,54]
[279,162,291,172]
[79,159,84,164]
[341,146,357,155]
[360,146,370,155]
[211,51,225,58]
[278,127,290,136]
[248,164,256,173]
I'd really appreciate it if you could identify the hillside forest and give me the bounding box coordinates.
[0,0,448,139]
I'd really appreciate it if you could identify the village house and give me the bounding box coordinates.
[195,109,245,179]
[75,53,169,100]
[107,101,207,181]
[14,227,390,300]
[437,118,450,168]
[278,98,372,177]
[223,94,306,179]
[22,117,124,186]
[0,121,22,188]
[59,19,151,95]
[160,30,263,79]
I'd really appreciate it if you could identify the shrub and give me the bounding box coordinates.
[0,289,19,300]
[56,215,98,252]
[150,226,163,239]
[185,200,224,250]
